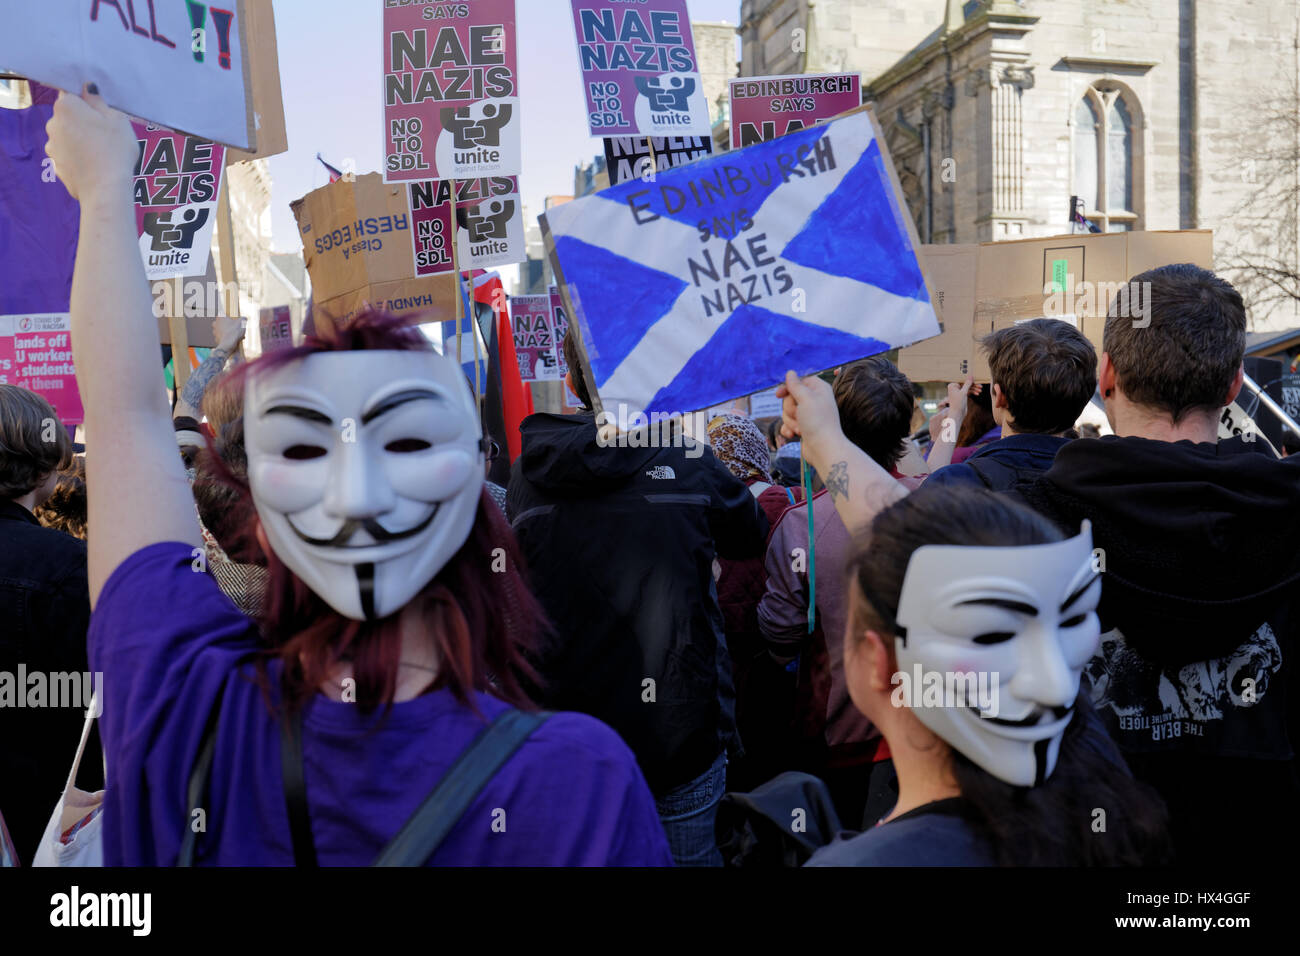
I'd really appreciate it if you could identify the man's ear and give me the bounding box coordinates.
[1225,364,1245,408]
[564,371,578,403]
[991,383,1010,410]
[1098,352,1117,398]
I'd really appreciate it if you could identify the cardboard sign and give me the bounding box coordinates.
[603,135,713,186]
[291,173,456,330]
[258,304,292,351]
[541,108,939,418]
[897,230,1215,382]
[509,294,560,382]
[0,313,83,426]
[1,0,257,150]
[225,0,288,163]
[382,0,521,182]
[407,177,524,276]
[729,73,861,148]
[570,0,711,137]
[132,121,224,280]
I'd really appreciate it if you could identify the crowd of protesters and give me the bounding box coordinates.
[2,87,1298,869]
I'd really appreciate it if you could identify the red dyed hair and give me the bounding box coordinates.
[209,308,545,713]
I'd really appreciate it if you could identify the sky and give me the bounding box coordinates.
[267,0,741,260]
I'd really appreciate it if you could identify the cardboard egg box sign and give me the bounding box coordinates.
[0,0,287,157]
[898,230,1214,383]
[291,173,456,333]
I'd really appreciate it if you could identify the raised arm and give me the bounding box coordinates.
[777,370,907,534]
[47,88,201,604]
[922,374,975,473]
[173,316,244,421]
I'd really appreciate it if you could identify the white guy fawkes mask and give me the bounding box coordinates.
[244,350,483,620]
[892,524,1101,787]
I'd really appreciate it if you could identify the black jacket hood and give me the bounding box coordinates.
[1022,435,1300,663]
[517,412,672,494]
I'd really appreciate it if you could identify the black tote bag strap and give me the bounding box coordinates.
[280,707,319,867]
[177,680,228,867]
[372,709,552,867]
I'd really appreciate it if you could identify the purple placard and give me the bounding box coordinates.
[569,0,710,138]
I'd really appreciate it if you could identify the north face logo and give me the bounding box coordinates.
[646,466,676,480]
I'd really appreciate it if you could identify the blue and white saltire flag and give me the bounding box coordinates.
[541,108,940,418]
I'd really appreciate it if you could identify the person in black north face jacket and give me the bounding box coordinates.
[506,335,767,866]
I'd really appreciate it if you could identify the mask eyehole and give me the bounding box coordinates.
[283,445,326,461]
[1061,614,1088,628]
[972,631,1016,645]
[385,438,432,453]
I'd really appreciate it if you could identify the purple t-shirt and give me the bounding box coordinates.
[88,542,673,866]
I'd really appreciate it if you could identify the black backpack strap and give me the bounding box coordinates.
[280,707,319,867]
[177,680,228,867]
[372,709,552,867]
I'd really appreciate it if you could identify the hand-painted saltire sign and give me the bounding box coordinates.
[407,177,524,276]
[383,0,521,181]
[569,0,710,137]
[729,73,861,148]
[541,108,940,418]
[508,294,560,382]
[0,0,257,149]
[603,135,713,186]
[132,121,225,281]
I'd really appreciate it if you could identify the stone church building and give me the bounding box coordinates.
[738,0,1300,331]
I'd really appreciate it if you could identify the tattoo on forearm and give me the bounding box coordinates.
[826,461,849,502]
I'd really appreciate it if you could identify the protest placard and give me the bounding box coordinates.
[291,173,456,331]
[407,177,524,276]
[508,294,559,382]
[1,0,259,150]
[0,314,83,426]
[258,304,292,351]
[603,135,713,186]
[383,0,521,182]
[132,121,225,281]
[570,0,711,138]
[548,285,571,378]
[541,108,940,418]
[729,73,861,148]
[897,230,1215,382]
[225,0,288,163]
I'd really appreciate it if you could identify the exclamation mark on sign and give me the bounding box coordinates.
[210,8,234,70]
[187,1,206,63]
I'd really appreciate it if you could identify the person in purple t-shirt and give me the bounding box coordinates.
[44,88,671,867]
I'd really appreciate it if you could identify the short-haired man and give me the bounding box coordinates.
[1015,264,1300,864]
[0,386,97,863]
[926,318,1098,493]
[757,357,920,827]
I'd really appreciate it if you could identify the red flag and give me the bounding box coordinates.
[472,272,532,462]
[317,153,344,183]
